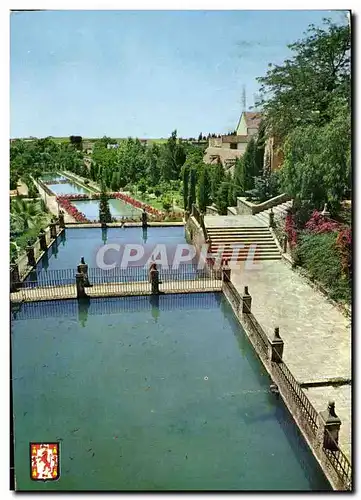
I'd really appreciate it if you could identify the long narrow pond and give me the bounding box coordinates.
[11,293,330,491]
[30,226,192,279]
[42,175,141,219]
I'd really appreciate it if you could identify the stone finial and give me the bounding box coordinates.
[321,203,330,217]
[244,286,249,295]
[328,401,337,418]
[27,240,31,246]
[274,327,280,339]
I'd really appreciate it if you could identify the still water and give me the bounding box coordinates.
[72,199,140,220]
[46,182,91,196]
[11,293,330,491]
[33,227,189,272]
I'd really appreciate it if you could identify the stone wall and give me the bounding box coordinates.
[237,193,291,215]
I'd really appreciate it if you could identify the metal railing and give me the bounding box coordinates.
[11,264,222,302]
[271,348,319,435]
[220,272,352,490]
[322,427,352,490]
[241,297,270,358]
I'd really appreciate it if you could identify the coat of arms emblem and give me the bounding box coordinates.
[30,443,60,481]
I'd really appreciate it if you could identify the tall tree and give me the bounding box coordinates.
[256,19,350,139]
[211,162,225,201]
[99,182,112,223]
[182,164,189,210]
[215,182,230,215]
[197,165,211,212]
[187,168,197,212]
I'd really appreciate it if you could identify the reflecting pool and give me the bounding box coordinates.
[11,293,330,491]
[72,198,141,220]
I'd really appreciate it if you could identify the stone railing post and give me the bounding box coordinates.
[270,327,284,362]
[241,286,252,313]
[75,273,88,299]
[269,208,275,228]
[141,210,148,229]
[77,257,92,288]
[316,401,342,451]
[50,221,57,239]
[150,268,160,294]
[39,229,47,252]
[10,260,20,292]
[25,241,36,268]
[222,261,231,282]
[59,211,65,229]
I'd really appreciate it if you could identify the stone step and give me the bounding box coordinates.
[211,239,277,247]
[212,254,281,261]
[207,228,271,234]
[209,234,276,240]
[212,249,281,257]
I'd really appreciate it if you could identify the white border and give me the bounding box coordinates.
[3,3,358,500]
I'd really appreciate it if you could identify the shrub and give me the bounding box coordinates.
[297,232,351,303]
[305,210,340,234]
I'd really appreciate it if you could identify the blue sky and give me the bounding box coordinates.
[10,10,348,139]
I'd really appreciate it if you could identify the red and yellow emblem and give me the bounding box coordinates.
[30,443,60,481]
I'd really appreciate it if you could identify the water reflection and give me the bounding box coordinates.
[142,228,148,244]
[61,230,66,247]
[102,227,108,245]
[52,238,59,258]
[77,297,91,327]
[42,250,49,271]
[149,294,160,323]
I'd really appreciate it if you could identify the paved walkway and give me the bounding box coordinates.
[33,178,76,223]
[231,259,351,460]
[205,215,267,227]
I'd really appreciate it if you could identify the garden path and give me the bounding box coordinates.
[231,259,351,460]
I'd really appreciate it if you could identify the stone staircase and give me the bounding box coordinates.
[207,225,281,262]
[254,200,293,226]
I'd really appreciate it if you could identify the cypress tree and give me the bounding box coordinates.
[198,165,211,212]
[99,182,112,223]
[211,162,225,201]
[215,182,230,215]
[187,168,197,212]
[182,164,189,210]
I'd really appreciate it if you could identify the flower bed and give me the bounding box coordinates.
[112,192,163,216]
[57,196,89,222]
[56,191,165,217]
[56,193,90,200]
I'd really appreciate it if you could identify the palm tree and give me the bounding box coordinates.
[10,199,42,230]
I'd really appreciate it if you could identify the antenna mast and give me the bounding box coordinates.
[241,85,246,111]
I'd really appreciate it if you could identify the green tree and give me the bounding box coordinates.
[215,182,231,215]
[256,19,350,139]
[211,162,225,201]
[280,99,351,211]
[242,137,257,192]
[10,199,42,230]
[99,183,112,223]
[182,164,189,210]
[159,130,186,181]
[187,168,197,212]
[111,172,120,192]
[197,165,211,212]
